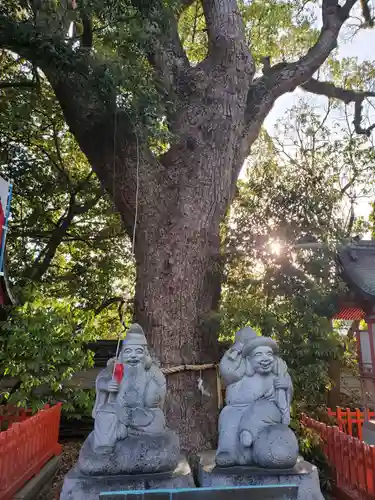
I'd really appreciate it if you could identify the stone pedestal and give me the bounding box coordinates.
[78,431,180,475]
[60,456,194,500]
[194,451,324,500]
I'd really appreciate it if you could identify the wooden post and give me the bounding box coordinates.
[327,360,342,409]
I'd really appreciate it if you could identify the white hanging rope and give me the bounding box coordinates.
[132,126,140,255]
[111,100,140,378]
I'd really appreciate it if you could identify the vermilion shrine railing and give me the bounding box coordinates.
[302,414,375,500]
[0,403,62,500]
[328,407,375,441]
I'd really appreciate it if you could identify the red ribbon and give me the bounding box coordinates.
[114,363,124,383]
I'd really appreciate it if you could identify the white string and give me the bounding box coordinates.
[111,103,140,378]
[132,129,140,254]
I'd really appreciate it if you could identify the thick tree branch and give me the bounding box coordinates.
[202,0,254,71]
[130,0,190,97]
[0,14,161,236]
[243,0,360,156]
[266,0,358,94]
[302,78,375,136]
[24,186,101,281]
[81,13,93,48]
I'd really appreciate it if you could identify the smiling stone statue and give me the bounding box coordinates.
[69,323,180,478]
[216,327,298,468]
[60,324,195,499]
[92,324,167,452]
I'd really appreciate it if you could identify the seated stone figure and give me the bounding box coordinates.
[216,326,298,469]
[77,323,180,475]
[92,324,166,452]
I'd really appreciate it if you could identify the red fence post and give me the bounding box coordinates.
[304,412,375,500]
[0,403,62,500]
[346,408,353,437]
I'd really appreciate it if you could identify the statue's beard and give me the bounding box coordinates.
[116,362,147,409]
[124,362,145,376]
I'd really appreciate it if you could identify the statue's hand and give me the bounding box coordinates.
[227,342,244,360]
[282,414,291,425]
[274,376,289,390]
[117,423,128,440]
[107,380,119,393]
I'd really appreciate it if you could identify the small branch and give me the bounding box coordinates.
[177,0,196,19]
[354,100,375,136]
[180,0,196,8]
[302,78,375,136]
[0,80,36,89]
[24,187,100,281]
[301,78,375,103]
[95,297,125,316]
[345,203,356,237]
[52,124,72,188]
[73,193,101,215]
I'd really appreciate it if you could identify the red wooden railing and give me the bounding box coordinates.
[328,407,375,441]
[0,403,62,500]
[302,414,375,500]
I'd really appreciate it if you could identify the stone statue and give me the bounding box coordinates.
[216,326,298,469]
[60,324,195,498]
[92,323,167,453]
[67,323,180,478]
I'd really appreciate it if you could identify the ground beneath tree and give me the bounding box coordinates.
[37,439,82,500]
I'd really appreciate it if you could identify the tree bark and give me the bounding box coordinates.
[134,206,223,450]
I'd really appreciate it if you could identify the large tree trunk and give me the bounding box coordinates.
[129,29,254,447]
[134,187,224,451]
[134,225,222,451]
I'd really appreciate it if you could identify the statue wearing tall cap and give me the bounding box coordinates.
[216,326,297,468]
[60,323,187,497]
[92,323,166,453]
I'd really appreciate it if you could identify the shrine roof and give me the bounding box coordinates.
[332,306,365,320]
[338,240,375,301]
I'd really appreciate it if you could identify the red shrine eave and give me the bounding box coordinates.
[332,307,366,320]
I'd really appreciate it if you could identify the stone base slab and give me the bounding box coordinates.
[79,430,180,475]
[195,451,324,500]
[60,456,194,500]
